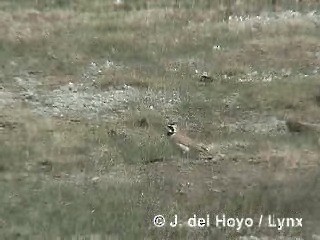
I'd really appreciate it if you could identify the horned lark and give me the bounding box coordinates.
[166,123,209,156]
[200,72,213,83]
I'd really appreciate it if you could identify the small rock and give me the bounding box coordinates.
[68,82,77,92]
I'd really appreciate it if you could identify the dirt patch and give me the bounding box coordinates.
[13,60,181,121]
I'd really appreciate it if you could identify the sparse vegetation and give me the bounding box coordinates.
[0,0,320,239]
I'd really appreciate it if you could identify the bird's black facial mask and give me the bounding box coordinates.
[166,125,175,136]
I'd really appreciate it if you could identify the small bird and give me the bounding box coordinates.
[200,72,213,83]
[166,123,209,157]
[285,118,320,133]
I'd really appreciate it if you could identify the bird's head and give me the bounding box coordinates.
[166,123,178,136]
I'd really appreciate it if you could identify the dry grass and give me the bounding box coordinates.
[1,0,320,239]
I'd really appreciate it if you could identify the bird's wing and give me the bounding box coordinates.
[173,133,194,147]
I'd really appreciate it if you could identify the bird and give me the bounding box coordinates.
[199,72,214,83]
[166,123,209,158]
[285,118,320,133]
[285,118,308,133]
